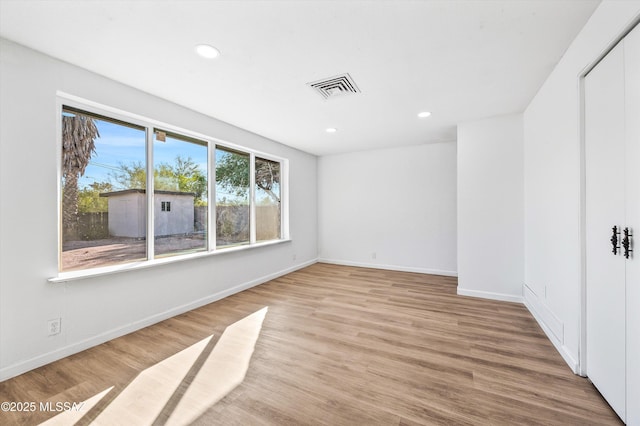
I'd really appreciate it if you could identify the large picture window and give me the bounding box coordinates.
[59,103,286,273]
[61,108,147,271]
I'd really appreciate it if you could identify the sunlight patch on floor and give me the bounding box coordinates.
[166,306,268,425]
[39,306,268,425]
[92,335,214,425]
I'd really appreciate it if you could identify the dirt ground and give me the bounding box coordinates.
[61,236,207,271]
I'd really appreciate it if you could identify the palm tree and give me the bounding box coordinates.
[62,113,99,240]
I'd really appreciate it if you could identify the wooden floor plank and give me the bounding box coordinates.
[0,263,621,425]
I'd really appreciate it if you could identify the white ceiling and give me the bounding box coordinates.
[0,0,600,156]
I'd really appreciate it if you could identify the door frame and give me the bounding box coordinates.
[578,16,640,377]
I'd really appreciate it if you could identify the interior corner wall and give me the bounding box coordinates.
[0,38,318,381]
[318,142,457,276]
[457,113,524,303]
[523,1,640,373]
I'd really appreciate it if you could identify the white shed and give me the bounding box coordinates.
[100,189,195,238]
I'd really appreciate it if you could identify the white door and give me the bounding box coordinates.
[585,41,626,421]
[585,24,640,424]
[624,24,640,426]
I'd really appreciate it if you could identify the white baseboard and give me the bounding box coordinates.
[456,287,523,304]
[457,283,579,374]
[0,259,318,382]
[318,258,458,277]
[523,284,579,374]
[522,285,564,341]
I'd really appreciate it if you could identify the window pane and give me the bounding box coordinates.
[61,108,147,271]
[215,148,250,248]
[153,131,208,258]
[255,157,281,241]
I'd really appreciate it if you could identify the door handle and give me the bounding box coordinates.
[611,226,620,255]
[622,227,633,259]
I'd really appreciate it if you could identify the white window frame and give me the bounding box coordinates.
[53,92,289,282]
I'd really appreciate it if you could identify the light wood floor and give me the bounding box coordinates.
[0,263,620,425]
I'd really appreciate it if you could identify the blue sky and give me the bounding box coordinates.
[76,115,275,204]
[79,119,208,190]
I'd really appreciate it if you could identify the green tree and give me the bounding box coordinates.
[157,156,207,204]
[216,153,280,203]
[215,151,250,199]
[78,182,113,213]
[110,161,146,190]
[110,156,207,204]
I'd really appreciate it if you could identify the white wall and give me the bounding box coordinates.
[524,1,640,373]
[0,38,318,380]
[457,114,524,303]
[318,143,457,276]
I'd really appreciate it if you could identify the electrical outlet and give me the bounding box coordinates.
[371,252,377,260]
[47,318,61,336]
[292,254,297,261]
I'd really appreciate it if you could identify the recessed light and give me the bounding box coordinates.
[417,111,432,118]
[326,128,337,133]
[195,44,220,59]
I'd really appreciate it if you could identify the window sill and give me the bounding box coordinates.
[49,239,291,283]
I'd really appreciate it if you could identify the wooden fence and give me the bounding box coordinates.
[65,206,280,242]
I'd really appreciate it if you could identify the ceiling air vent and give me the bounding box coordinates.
[307,73,360,100]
